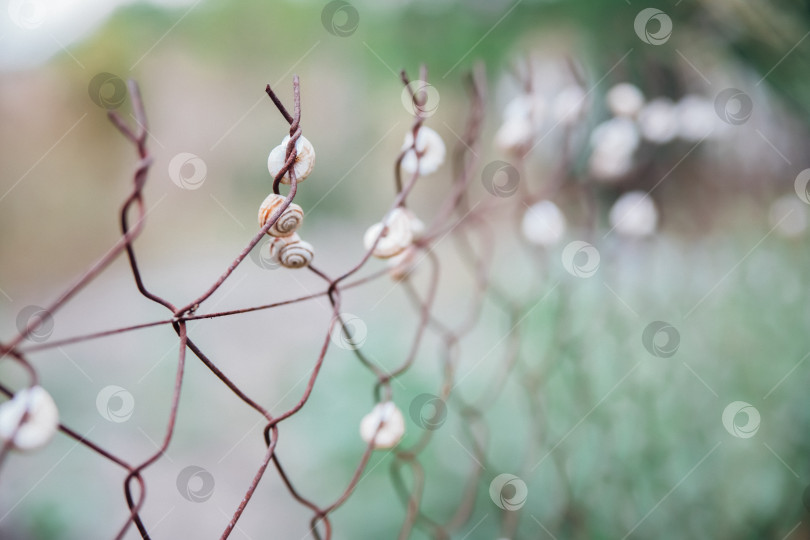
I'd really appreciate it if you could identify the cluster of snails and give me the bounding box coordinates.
[353,127,447,448]
[0,385,59,452]
[258,134,317,269]
[362,125,445,281]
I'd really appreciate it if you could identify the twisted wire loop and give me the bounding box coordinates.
[0,59,559,539]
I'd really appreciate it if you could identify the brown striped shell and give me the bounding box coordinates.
[268,233,314,269]
[258,193,304,238]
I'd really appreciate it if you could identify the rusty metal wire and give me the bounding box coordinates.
[0,62,557,539]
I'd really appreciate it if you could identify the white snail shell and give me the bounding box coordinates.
[401,126,446,176]
[363,207,414,259]
[495,117,533,154]
[269,233,314,269]
[359,401,405,449]
[267,134,315,184]
[0,385,59,451]
[258,193,304,237]
[609,191,658,238]
[606,83,645,118]
[387,246,418,281]
[521,200,566,247]
[403,209,426,240]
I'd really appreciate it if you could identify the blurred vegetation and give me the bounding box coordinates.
[2,0,810,539]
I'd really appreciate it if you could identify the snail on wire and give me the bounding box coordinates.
[400,126,446,175]
[363,207,425,259]
[258,193,304,237]
[267,134,316,184]
[268,233,314,269]
[258,126,315,268]
[359,401,405,449]
[0,385,59,451]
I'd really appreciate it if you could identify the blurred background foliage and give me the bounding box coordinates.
[2,0,810,539]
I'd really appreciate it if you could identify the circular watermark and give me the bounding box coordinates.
[330,313,367,350]
[714,88,753,126]
[489,474,528,511]
[88,73,127,110]
[561,241,600,278]
[642,321,680,358]
[16,305,54,343]
[96,385,135,423]
[634,8,672,45]
[168,152,207,190]
[721,401,760,439]
[8,0,47,29]
[408,393,447,431]
[250,236,281,270]
[321,0,359,37]
[794,169,810,204]
[481,160,520,198]
[401,80,440,118]
[176,465,215,503]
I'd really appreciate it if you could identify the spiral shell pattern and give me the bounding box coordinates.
[363,207,414,259]
[258,193,304,238]
[278,237,314,269]
[268,234,313,269]
[267,135,316,184]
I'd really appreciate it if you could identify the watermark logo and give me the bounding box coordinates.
[634,8,672,45]
[794,169,810,204]
[714,88,753,125]
[409,393,447,430]
[176,465,215,502]
[401,80,440,118]
[330,313,367,350]
[722,401,760,438]
[96,385,135,423]
[489,474,528,511]
[481,161,520,198]
[16,305,54,343]
[8,0,47,29]
[168,152,207,190]
[642,321,680,358]
[250,236,282,270]
[321,1,359,37]
[562,241,600,278]
[88,73,127,110]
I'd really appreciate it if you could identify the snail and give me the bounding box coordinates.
[269,233,314,269]
[0,385,59,451]
[363,207,415,259]
[387,246,418,281]
[495,93,545,154]
[403,209,426,240]
[606,82,645,118]
[608,191,658,238]
[267,134,316,184]
[400,126,446,176]
[359,401,405,449]
[521,200,566,247]
[258,193,304,237]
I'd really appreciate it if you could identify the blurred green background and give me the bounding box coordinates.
[2,0,810,538]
